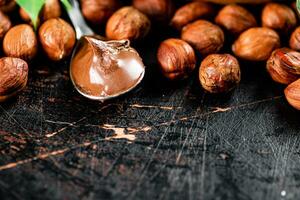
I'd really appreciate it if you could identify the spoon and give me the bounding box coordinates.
[66,0,145,101]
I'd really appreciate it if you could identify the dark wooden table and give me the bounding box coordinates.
[0,24,300,200]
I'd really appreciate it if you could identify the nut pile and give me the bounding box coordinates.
[0,0,299,111]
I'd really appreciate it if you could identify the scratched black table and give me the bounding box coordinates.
[1,14,300,200]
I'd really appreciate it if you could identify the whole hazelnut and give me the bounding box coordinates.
[106,6,151,41]
[285,79,300,110]
[262,3,297,34]
[19,0,61,23]
[157,38,196,80]
[199,54,241,93]
[0,57,28,102]
[39,18,76,61]
[132,0,174,23]
[290,27,300,51]
[3,24,38,61]
[266,48,299,85]
[170,2,215,31]
[181,20,224,56]
[194,0,271,3]
[0,10,11,40]
[232,27,280,61]
[81,0,119,25]
[215,4,257,35]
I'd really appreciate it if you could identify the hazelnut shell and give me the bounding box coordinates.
[157,38,196,80]
[3,24,38,61]
[0,57,28,102]
[39,18,76,61]
[285,79,300,110]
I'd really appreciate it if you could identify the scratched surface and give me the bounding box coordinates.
[1,7,300,200]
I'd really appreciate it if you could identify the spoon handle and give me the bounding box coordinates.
[66,0,94,39]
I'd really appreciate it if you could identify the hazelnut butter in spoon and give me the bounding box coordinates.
[67,0,145,101]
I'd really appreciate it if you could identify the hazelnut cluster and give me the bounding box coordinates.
[0,0,76,101]
[0,0,300,112]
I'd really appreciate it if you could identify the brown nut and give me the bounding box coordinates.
[170,2,215,31]
[199,54,241,93]
[262,3,296,34]
[232,27,280,61]
[215,4,257,35]
[3,24,38,61]
[20,0,61,23]
[106,6,151,41]
[181,20,224,56]
[81,0,119,25]
[0,57,28,102]
[133,0,174,23]
[0,0,16,13]
[39,18,76,61]
[195,0,272,4]
[285,79,300,110]
[290,27,300,51]
[266,48,299,85]
[157,38,196,80]
[0,10,11,40]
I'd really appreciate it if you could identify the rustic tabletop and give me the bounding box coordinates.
[1,18,300,200]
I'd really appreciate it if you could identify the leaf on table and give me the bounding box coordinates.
[15,0,45,29]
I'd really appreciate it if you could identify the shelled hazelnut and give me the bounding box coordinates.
[39,18,76,61]
[266,48,299,85]
[181,20,224,56]
[290,27,300,51]
[0,10,11,40]
[19,0,61,23]
[0,57,28,102]
[215,4,257,35]
[157,38,196,80]
[285,79,300,110]
[170,2,215,31]
[262,3,296,34]
[106,6,151,41]
[81,0,119,25]
[199,54,241,93]
[132,0,174,23]
[232,27,280,61]
[3,24,37,61]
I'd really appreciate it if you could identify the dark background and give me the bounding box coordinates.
[1,1,300,200]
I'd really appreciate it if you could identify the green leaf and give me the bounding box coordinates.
[16,0,45,29]
[297,0,300,14]
[60,0,72,11]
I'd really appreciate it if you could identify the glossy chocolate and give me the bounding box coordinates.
[70,36,145,100]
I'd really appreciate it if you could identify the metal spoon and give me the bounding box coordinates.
[67,0,145,101]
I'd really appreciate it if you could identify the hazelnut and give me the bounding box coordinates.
[106,6,151,41]
[0,57,28,102]
[290,27,300,51]
[132,0,174,23]
[157,38,196,80]
[285,79,300,110]
[232,27,280,61]
[81,0,119,25]
[262,3,297,34]
[199,54,241,93]
[266,48,299,85]
[170,2,215,31]
[3,24,38,61]
[215,4,257,35]
[39,18,76,61]
[181,20,224,56]
[19,0,61,23]
[0,10,11,40]
[195,0,271,3]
